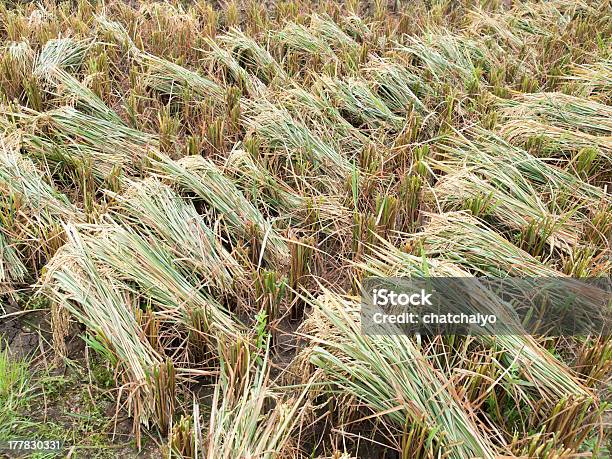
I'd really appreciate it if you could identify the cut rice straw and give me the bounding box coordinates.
[204,342,310,459]
[151,155,289,266]
[42,224,163,429]
[360,236,593,403]
[498,92,612,136]
[304,290,500,458]
[108,178,244,292]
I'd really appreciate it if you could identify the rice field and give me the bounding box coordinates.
[0,0,610,457]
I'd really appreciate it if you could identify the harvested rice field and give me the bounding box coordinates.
[0,0,610,457]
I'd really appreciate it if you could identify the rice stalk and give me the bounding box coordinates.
[274,21,336,60]
[341,14,373,43]
[226,147,349,228]
[432,33,495,73]
[430,169,580,250]
[40,66,123,123]
[418,211,562,277]
[0,136,82,225]
[466,8,525,51]
[108,178,244,292]
[504,0,594,38]
[432,138,589,250]
[310,13,359,52]
[151,155,289,266]
[204,342,309,459]
[277,85,369,155]
[41,224,163,432]
[217,28,287,84]
[225,148,304,209]
[226,147,303,212]
[140,53,225,105]
[564,60,612,100]
[95,15,140,53]
[316,76,405,131]
[304,290,500,458]
[395,33,489,86]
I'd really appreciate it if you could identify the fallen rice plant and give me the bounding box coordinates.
[499,92,612,136]
[205,37,265,97]
[565,60,612,101]
[416,211,563,277]
[8,105,159,181]
[0,226,27,292]
[80,219,242,341]
[202,341,310,458]
[108,178,245,292]
[430,170,580,251]
[42,225,164,439]
[274,21,336,62]
[309,14,360,53]
[395,33,490,87]
[302,291,500,458]
[363,58,430,115]
[33,37,90,78]
[430,134,600,251]
[276,84,369,156]
[0,136,83,268]
[243,100,352,189]
[151,155,289,266]
[501,118,612,163]
[39,66,124,124]
[434,128,608,204]
[316,76,405,131]
[360,237,594,405]
[96,15,225,104]
[216,28,287,85]
[225,147,350,229]
[0,137,81,223]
